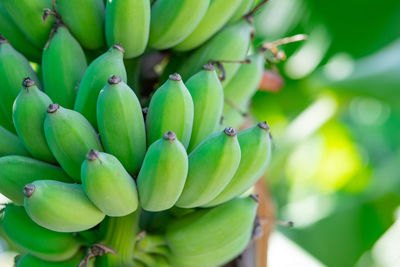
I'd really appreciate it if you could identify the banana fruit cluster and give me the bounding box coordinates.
[0,0,275,266]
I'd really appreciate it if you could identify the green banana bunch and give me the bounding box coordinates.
[105,0,150,58]
[44,104,103,181]
[12,78,56,163]
[81,150,139,217]
[55,0,105,50]
[0,155,71,205]
[42,24,87,109]
[176,19,253,86]
[173,0,242,51]
[227,0,255,24]
[1,0,55,48]
[0,2,41,62]
[146,73,194,149]
[2,204,80,261]
[0,38,41,130]
[74,44,127,129]
[176,127,241,208]
[166,196,258,267]
[205,122,272,207]
[24,180,105,232]
[186,64,224,152]
[15,250,91,267]
[148,0,210,49]
[137,131,188,211]
[97,75,146,175]
[0,126,29,157]
[0,107,15,133]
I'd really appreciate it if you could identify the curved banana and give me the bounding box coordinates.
[176,19,253,86]
[97,75,146,175]
[81,150,139,217]
[176,127,241,208]
[186,64,224,152]
[148,0,210,49]
[166,196,258,267]
[2,204,80,261]
[24,180,105,232]
[105,0,150,58]
[74,44,126,129]
[44,104,103,181]
[16,250,90,267]
[146,73,194,149]
[0,0,55,48]
[0,38,41,129]
[55,0,105,50]
[0,155,71,205]
[137,131,188,211]
[173,0,242,51]
[205,122,272,207]
[227,0,255,24]
[0,126,29,157]
[42,24,87,109]
[12,78,56,163]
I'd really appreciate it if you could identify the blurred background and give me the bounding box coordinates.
[251,0,400,266]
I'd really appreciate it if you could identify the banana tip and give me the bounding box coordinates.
[113,44,125,54]
[22,77,35,88]
[224,127,237,137]
[250,194,259,203]
[257,121,270,131]
[169,73,182,81]
[86,149,100,161]
[108,75,122,85]
[23,184,35,198]
[202,63,215,71]
[47,103,60,113]
[163,131,176,141]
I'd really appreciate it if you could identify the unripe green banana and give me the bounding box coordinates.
[12,78,56,163]
[205,122,272,207]
[0,0,55,48]
[137,131,188,212]
[44,104,103,181]
[81,150,139,217]
[2,204,80,261]
[0,3,41,62]
[0,155,71,205]
[0,126,29,157]
[42,24,87,109]
[0,38,41,129]
[55,0,105,50]
[148,0,210,49]
[176,19,253,86]
[97,76,146,175]
[16,250,91,267]
[173,0,242,51]
[74,45,127,129]
[221,104,246,130]
[105,0,150,58]
[176,127,241,208]
[227,0,255,24]
[166,196,258,267]
[0,107,15,133]
[186,64,224,152]
[24,180,105,232]
[146,73,194,149]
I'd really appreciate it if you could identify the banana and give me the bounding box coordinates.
[173,0,242,51]
[176,19,253,86]
[74,44,127,129]
[0,107,15,133]
[205,122,272,207]
[16,250,90,267]
[81,150,139,217]
[2,204,80,261]
[105,0,150,58]
[0,126,29,157]
[0,38,41,129]
[12,78,56,163]
[176,127,241,208]
[227,0,255,24]
[0,155,72,205]
[137,131,188,211]
[186,64,224,152]
[148,0,210,49]
[166,196,258,267]
[0,0,55,48]
[221,104,246,130]
[44,104,103,181]
[0,2,41,62]
[97,75,146,175]
[24,180,105,232]
[55,0,105,50]
[42,24,87,109]
[146,73,194,149]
